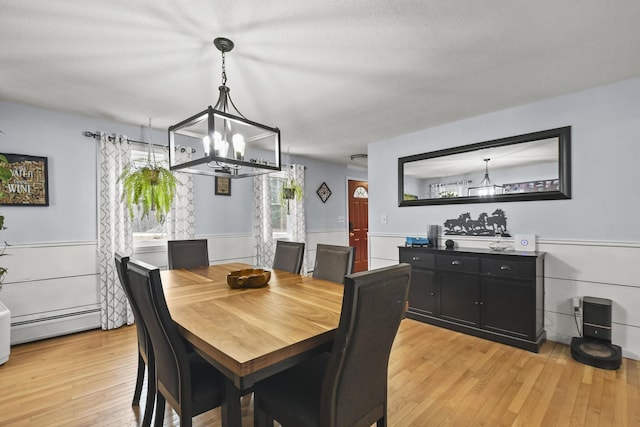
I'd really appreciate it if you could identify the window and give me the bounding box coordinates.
[353,186,368,198]
[269,172,290,239]
[130,148,170,246]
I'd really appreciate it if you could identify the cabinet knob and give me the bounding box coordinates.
[412,256,420,261]
[475,301,479,305]
[500,265,511,271]
[451,260,461,265]
[430,292,435,296]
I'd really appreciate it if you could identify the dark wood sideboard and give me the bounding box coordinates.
[399,246,545,352]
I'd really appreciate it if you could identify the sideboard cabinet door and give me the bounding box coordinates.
[439,272,481,327]
[481,277,533,339]
[407,268,438,316]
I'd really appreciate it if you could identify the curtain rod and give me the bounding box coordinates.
[83,131,195,153]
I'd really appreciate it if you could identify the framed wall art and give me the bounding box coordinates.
[215,176,231,196]
[0,154,49,206]
[316,182,332,203]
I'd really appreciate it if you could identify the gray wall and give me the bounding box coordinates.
[0,100,364,245]
[369,76,640,241]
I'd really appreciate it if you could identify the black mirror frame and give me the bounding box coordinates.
[398,126,571,206]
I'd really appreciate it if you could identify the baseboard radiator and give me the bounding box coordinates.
[10,307,101,345]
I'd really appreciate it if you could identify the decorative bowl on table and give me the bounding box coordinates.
[226,269,271,289]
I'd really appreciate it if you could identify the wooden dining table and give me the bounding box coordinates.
[160,263,345,427]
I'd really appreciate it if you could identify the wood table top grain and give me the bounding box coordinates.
[160,263,344,389]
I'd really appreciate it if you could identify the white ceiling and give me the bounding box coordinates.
[2,0,640,166]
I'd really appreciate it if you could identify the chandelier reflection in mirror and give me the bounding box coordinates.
[168,37,281,178]
[467,158,503,196]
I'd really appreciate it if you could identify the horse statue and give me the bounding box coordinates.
[466,212,489,233]
[444,212,471,234]
[486,209,508,234]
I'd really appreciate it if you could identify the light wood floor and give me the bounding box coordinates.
[1,320,638,426]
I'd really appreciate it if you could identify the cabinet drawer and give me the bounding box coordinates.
[481,258,534,278]
[436,254,479,273]
[400,250,435,269]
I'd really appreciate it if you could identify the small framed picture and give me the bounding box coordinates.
[215,176,231,196]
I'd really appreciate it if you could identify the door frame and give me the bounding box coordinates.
[345,176,369,271]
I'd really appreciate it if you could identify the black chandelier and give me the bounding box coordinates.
[168,37,281,178]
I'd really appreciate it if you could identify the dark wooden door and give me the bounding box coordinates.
[348,180,368,272]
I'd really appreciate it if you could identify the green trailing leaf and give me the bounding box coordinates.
[119,162,177,223]
[0,154,11,183]
[279,178,303,205]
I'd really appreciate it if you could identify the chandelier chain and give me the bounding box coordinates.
[221,51,227,86]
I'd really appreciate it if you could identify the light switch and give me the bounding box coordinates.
[381,214,388,224]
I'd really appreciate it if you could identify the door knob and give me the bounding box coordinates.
[349,232,355,237]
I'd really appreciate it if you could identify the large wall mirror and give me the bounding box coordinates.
[398,126,571,206]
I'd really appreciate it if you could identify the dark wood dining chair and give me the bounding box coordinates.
[126,259,224,427]
[272,240,305,274]
[114,253,155,427]
[312,244,355,284]
[253,263,411,427]
[167,239,209,270]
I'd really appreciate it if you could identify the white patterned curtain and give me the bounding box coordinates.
[254,173,276,267]
[253,165,307,271]
[288,164,307,272]
[167,149,195,240]
[98,133,134,330]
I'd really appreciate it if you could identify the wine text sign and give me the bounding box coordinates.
[0,154,49,206]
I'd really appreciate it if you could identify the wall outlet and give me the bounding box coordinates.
[572,296,581,310]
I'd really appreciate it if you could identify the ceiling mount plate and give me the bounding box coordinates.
[214,37,234,53]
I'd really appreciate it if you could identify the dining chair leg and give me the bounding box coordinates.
[253,397,273,427]
[132,353,145,405]
[141,364,155,427]
[154,393,166,427]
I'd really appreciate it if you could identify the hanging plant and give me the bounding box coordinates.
[119,160,176,223]
[0,153,11,289]
[119,121,177,223]
[279,177,303,214]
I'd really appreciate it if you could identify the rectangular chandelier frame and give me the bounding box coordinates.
[168,106,281,179]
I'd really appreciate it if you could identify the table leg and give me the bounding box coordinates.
[221,377,242,427]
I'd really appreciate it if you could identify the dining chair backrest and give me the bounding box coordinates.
[312,244,355,284]
[167,239,209,270]
[272,240,305,274]
[126,259,194,412]
[115,253,156,426]
[114,253,151,363]
[320,263,411,426]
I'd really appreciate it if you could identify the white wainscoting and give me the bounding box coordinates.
[369,233,640,360]
[0,234,257,345]
[1,242,101,345]
[135,233,256,269]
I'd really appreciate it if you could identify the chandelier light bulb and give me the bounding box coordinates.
[203,135,211,156]
[233,134,245,160]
